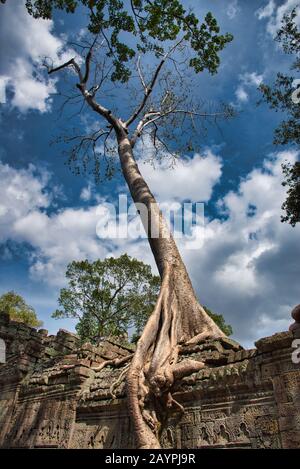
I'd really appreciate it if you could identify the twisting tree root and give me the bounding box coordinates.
[91,354,132,372]
[126,262,224,449]
[78,260,222,447]
[109,363,131,399]
[79,354,132,401]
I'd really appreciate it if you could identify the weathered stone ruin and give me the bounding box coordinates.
[0,310,299,449]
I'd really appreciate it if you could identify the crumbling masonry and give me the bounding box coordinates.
[0,310,300,449]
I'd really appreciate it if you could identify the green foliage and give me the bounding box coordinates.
[282,161,300,226]
[203,306,233,336]
[259,7,300,226]
[276,7,300,54]
[52,254,160,343]
[24,0,233,82]
[259,72,300,146]
[0,291,43,328]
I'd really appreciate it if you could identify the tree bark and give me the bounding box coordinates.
[117,136,224,448]
[43,46,226,449]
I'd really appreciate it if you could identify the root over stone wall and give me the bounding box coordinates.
[0,312,299,449]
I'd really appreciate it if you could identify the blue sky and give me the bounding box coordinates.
[0,0,299,348]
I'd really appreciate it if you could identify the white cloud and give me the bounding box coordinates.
[0,149,222,286]
[0,161,107,286]
[80,184,93,202]
[0,2,74,112]
[139,149,222,202]
[256,0,276,20]
[226,0,240,20]
[0,76,9,104]
[235,72,264,104]
[235,86,249,103]
[1,149,300,347]
[180,150,300,347]
[0,162,50,242]
[13,206,110,286]
[256,0,300,36]
[240,72,264,87]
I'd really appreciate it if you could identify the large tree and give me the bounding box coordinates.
[53,256,232,344]
[0,291,43,328]
[53,255,160,343]
[2,0,234,448]
[259,6,300,226]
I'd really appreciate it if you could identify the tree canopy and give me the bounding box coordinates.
[53,254,232,343]
[10,0,234,184]
[281,160,300,226]
[0,291,43,328]
[259,7,300,226]
[0,1,236,184]
[52,254,161,343]
[23,0,233,82]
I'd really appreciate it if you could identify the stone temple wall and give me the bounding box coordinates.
[0,311,299,449]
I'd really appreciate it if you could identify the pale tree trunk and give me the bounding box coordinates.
[45,46,227,450]
[117,136,225,448]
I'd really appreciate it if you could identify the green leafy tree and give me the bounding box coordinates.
[0,291,43,328]
[21,0,233,82]
[203,306,232,337]
[52,255,160,343]
[259,7,300,226]
[281,160,300,226]
[1,0,234,448]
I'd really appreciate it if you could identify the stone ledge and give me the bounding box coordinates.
[255,331,293,352]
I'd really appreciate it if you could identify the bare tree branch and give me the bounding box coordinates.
[130,106,229,147]
[46,57,83,81]
[107,280,129,312]
[136,55,147,91]
[125,38,184,128]
[45,50,123,134]
[82,40,95,84]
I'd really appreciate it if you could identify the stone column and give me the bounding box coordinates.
[273,305,300,448]
[289,304,300,335]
